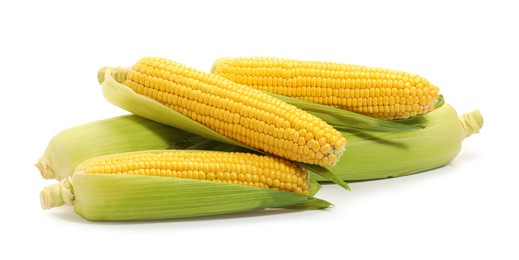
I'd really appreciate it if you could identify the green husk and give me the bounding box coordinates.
[268,92,427,132]
[315,102,483,181]
[40,151,331,221]
[35,115,192,180]
[98,67,349,189]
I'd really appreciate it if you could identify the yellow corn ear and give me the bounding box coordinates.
[212,57,440,120]
[77,150,310,194]
[40,150,330,221]
[98,57,346,167]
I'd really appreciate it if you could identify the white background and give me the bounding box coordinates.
[1,0,517,259]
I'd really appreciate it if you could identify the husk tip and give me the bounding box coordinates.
[40,178,75,210]
[40,185,62,210]
[460,109,484,138]
[97,67,109,84]
[35,158,55,180]
[98,66,128,84]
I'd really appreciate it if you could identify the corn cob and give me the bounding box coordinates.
[37,103,482,182]
[40,150,330,221]
[97,57,346,167]
[212,57,440,120]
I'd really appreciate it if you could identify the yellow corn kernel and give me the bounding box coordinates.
[212,57,440,120]
[76,150,310,195]
[120,57,346,166]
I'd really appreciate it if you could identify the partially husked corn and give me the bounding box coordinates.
[75,150,310,195]
[40,150,331,221]
[212,57,440,120]
[100,57,347,166]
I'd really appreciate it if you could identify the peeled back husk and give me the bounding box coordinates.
[40,150,331,221]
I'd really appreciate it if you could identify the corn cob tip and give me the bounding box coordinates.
[459,110,483,138]
[40,177,75,210]
[35,158,55,179]
[210,58,229,73]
